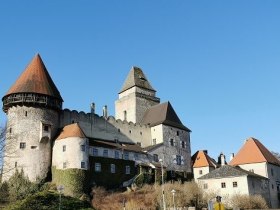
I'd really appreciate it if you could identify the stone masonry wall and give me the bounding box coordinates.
[3,105,59,181]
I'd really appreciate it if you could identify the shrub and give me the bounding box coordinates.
[228,194,268,209]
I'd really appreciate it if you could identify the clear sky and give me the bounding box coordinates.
[0,1,280,160]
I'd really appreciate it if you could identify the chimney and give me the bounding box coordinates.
[220,153,226,166]
[103,105,108,118]
[203,150,208,155]
[90,103,95,114]
[230,153,235,161]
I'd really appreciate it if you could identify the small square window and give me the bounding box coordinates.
[125,165,130,174]
[81,161,86,169]
[63,145,66,152]
[199,170,203,175]
[110,164,116,173]
[153,139,157,145]
[95,163,101,172]
[20,142,26,149]
[203,183,208,189]
[43,125,50,132]
[221,182,226,188]
[63,162,67,169]
[233,182,238,188]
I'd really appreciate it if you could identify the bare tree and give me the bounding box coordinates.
[0,125,6,179]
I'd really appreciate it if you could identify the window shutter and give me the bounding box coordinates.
[181,156,185,165]
[172,155,177,164]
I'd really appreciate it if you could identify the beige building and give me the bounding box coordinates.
[198,165,270,205]
[1,54,192,186]
[229,137,280,208]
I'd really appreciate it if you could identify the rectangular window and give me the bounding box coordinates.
[95,163,101,172]
[152,139,156,145]
[177,131,180,136]
[271,168,274,176]
[233,182,238,188]
[93,148,98,156]
[181,141,185,148]
[221,182,226,188]
[125,165,130,174]
[63,162,67,169]
[199,170,203,175]
[20,142,26,149]
[203,183,208,189]
[170,139,174,146]
[103,149,108,157]
[176,155,182,165]
[81,161,86,169]
[124,152,129,160]
[63,145,66,152]
[115,150,120,159]
[43,124,50,132]
[110,164,116,173]
[80,145,85,152]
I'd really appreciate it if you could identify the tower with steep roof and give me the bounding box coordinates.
[115,66,160,123]
[2,54,63,181]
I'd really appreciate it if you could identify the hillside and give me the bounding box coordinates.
[3,191,93,210]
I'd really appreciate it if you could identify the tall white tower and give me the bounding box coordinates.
[2,54,63,181]
[115,66,160,123]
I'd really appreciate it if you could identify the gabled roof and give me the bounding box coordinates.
[192,150,217,168]
[198,165,268,180]
[5,54,63,100]
[119,66,155,93]
[141,101,191,131]
[143,143,164,152]
[56,123,86,140]
[229,137,280,166]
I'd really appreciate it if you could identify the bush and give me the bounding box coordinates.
[228,194,268,209]
[0,182,9,203]
[4,190,93,210]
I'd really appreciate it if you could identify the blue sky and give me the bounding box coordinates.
[1,1,280,160]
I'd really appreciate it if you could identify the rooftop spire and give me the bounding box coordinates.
[5,54,62,100]
[2,54,63,111]
[119,66,155,93]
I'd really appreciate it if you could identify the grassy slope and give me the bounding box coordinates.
[4,191,93,210]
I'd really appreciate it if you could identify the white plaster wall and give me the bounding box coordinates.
[115,92,136,123]
[199,176,250,198]
[233,162,280,208]
[52,137,89,170]
[193,166,213,181]
[151,124,164,144]
[3,106,59,181]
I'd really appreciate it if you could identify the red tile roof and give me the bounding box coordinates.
[229,137,280,166]
[192,150,217,168]
[56,123,86,140]
[5,54,63,100]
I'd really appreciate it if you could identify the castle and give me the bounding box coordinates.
[1,54,192,191]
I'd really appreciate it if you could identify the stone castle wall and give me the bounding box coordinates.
[60,109,152,147]
[3,105,59,181]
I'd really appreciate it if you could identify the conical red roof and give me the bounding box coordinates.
[229,137,280,166]
[56,123,86,140]
[5,54,62,100]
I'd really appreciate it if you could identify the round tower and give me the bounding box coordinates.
[2,54,63,181]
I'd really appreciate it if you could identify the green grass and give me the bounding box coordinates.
[4,190,93,210]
